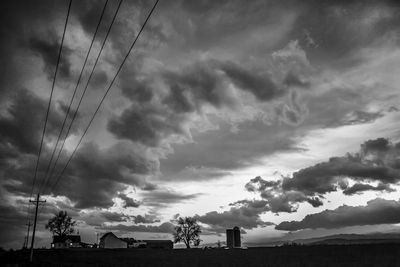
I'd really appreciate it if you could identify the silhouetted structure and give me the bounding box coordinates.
[226,226,241,248]
[226,229,234,248]
[233,226,241,247]
[51,235,81,249]
[99,232,127,248]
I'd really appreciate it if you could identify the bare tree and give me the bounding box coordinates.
[45,211,76,236]
[173,217,201,248]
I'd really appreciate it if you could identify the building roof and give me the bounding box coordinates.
[100,232,127,243]
[52,235,81,243]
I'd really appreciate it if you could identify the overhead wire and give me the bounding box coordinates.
[25,0,72,243]
[40,0,123,197]
[48,0,160,197]
[29,0,72,199]
[38,0,109,196]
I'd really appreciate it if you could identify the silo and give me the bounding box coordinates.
[226,229,234,248]
[233,226,241,247]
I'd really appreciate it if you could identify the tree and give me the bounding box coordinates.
[45,211,76,236]
[173,217,201,248]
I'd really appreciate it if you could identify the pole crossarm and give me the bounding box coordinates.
[29,194,46,262]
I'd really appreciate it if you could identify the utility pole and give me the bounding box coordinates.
[24,221,32,249]
[29,193,46,263]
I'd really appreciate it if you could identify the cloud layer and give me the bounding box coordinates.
[276,198,400,231]
[234,138,400,216]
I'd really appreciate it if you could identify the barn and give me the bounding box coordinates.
[99,232,128,248]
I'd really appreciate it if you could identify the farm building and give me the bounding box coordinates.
[51,235,81,249]
[99,232,128,248]
[226,226,241,248]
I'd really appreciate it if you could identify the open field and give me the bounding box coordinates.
[2,244,400,267]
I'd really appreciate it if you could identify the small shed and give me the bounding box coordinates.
[51,235,81,249]
[99,232,128,248]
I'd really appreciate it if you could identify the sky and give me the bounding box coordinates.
[1,0,400,249]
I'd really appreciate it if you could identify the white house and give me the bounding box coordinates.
[51,235,81,249]
[99,232,127,248]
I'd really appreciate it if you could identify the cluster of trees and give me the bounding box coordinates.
[45,211,76,236]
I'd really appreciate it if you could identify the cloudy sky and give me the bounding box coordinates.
[2,0,400,249]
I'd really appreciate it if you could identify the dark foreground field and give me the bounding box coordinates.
[2,244,400,267]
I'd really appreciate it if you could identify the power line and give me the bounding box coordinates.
[29,0,72,200]
[38,0,109,196]
[28,0,72,258]
[49,0,160,196]
[41,0,123,197]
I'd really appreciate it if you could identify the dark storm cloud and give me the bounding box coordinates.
[109,56,293,148]
[74,0,167,63]
[108,104,188,147]
[219,61,283,101]
[119,193,140,208]
[343,183,394,195]
[172,0,400,68]
[2,141,158,210]
[0,0,68,95]
[56,141,158,209]
[0,87,160,210]
[195,204,274,232]
[361,137,393,156]
[245,176,281,192]
[73,0,112,36]
[282,140,400,194]
[287,0,400,68]
[241,177,324,213]
[162,61,237,111]
[120,77,154,103]
[29,34,72,79]
[0,88,75,157]
[276,198,400,231]
[162,59,285,110]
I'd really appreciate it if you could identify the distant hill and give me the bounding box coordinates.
[293,233,400,245]
[245,232,400,247]
[308,238,400,245]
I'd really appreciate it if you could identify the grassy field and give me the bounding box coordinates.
[2,244,400,267]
